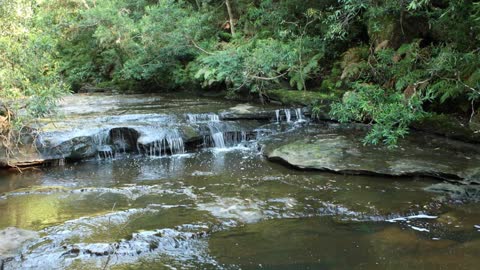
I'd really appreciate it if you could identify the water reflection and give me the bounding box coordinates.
[1,148,480,269]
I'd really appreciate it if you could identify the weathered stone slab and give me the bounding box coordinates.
[266,130,480,184]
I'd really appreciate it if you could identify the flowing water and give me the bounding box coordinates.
[1,94,480,269]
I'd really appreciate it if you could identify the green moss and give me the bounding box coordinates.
[320,79,335,92]
[367,15,397,45]
[266,89,341,106]
[179,125,201,141]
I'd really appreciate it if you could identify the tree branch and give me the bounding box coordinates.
[225,0,235,36]
[249,70,290,81]
[186,37,214,55]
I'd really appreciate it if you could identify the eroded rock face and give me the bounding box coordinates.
[0,227,39,258]
[266,129,480,184]
[413,114,480,144]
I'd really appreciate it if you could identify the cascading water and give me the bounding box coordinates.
[295,108,305,122]
[186,113,220,123]
[113,132,127,154]
[285,109,292,123]
[137,129,185,157]
[275,108,306,123]
[211,132,226,148]
[93,130,114,160]
[204,121,249,149]
[187,112,249,149]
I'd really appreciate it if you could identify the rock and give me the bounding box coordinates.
[0,227,39,258]
[367,14,428,49]
[1,134,47,168]
[469,111,480,133]
[109,127,140,152]
[413,114,480,144]
[425,183,480,202]
[266,129,480,184]
[178,125,202,144]
[220,104,278,120]
[47,136,97,160]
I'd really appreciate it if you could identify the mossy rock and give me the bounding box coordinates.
[413,114,480,143]
[367,14,428,49]
[266,89,341,106]
[179,125,201,143]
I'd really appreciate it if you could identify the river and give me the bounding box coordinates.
[1,93,479,269]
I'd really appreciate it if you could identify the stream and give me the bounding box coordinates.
[1,94,480,269]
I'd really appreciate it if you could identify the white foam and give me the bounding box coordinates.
[386,214,437,223]
[409,226,430,232]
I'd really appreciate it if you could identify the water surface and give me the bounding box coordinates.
[1,94,479,269]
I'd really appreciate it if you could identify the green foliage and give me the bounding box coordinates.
[194,38,315,94]
[1,0,479,149]
[330,84,428,146]
[0,0,70,129]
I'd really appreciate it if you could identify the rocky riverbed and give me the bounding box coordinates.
[1,93,480,269]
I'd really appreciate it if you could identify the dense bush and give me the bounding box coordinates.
[1,0,479,146]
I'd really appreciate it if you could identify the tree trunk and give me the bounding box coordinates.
[225,0,235,36]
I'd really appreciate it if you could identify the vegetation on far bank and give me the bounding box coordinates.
[1,0,479,147]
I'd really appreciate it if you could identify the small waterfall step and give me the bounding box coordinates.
[204,121,249,149]
[186,113,220,123]
[186,112,252,150]
[137,129,185,157]
[275,108,306,123]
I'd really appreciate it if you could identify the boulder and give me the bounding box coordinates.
[266,129,480,184]
[413,114,480,144]
[46,136,97,160]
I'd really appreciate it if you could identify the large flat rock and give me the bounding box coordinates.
[266,129,480,184]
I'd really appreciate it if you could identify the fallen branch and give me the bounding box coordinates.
[249,70,290,81]
[186,36,214,55]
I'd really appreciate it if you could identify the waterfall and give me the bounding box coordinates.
[93,130,114,160]
[138,129,185,157]
[204,121,248,149]
[275,108,306,123]
[211,132,226,148]
[186,113,220,123]
[295,108,305,122]
[284,109,292,123]
[98,146,114,159]
[112,132,127,154]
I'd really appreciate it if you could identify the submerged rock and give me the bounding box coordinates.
[266,129,480,184]
[425,183,480,202]
[0,227,39,258]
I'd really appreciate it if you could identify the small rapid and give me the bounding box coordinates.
[275,108,306,123]
[2,94,479,270]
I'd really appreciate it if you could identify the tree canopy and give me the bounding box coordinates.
[1,0,479,146]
